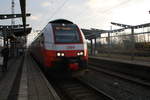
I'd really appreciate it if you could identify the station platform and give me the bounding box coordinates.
[90,56,150,67]
[0,54,60,100]
[89,55,150,84]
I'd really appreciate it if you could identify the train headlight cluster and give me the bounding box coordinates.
[77,51,84,56]
[57,52,65,57]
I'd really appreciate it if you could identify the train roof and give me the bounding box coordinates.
[49,19,74,24]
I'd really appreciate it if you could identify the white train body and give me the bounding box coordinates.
[30,19,88,71]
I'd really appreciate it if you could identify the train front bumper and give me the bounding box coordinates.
[51,56,88,71]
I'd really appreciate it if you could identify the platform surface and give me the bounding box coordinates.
[0,55,60,100]
[25,55,60,100]
[0,57,22,100]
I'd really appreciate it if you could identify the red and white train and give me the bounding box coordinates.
[29,19,88,72]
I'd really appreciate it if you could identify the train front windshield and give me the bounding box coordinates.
[53,24,81,43]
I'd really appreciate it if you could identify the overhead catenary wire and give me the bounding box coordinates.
[48,0,68,20]
[28,0,68,44]
[32,0,134,32]
[76,0,134,26]
[34,0,68,31]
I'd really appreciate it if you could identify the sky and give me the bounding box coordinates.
[27,0,150,30]
[0,0,150,43]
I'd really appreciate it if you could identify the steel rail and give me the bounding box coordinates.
[89,61,150,87]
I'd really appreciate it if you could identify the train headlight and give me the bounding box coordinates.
[61,53,65,56]
[77,52,80,56]
[57,52,61,56]
[80,52,84,56]
[57,52,65,57]
[77,51,84,56]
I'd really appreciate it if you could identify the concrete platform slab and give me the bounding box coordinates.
[21,54,61,100]
[0,57,23,100]
[0,54,61,100]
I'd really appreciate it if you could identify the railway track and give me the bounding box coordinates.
[89,59,150,87]
[48,77,114,100]
[32,56,115,100]
[30,54,114,100]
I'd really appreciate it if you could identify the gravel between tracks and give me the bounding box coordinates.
[80,68,150,100]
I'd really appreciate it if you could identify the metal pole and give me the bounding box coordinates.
[90,39,93,55]
[2,28,6,47]
[11,0,15,56]
[99,33,101,47]
[11,0,15,26]
[131,27,135,60]
[108,32,110,56]
[94,38,97,55]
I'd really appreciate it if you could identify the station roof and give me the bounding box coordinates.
[111,22,150,29]
[82,28,125,40]
[13,27,32,36]
[0,0,31,42]
[19,0,26,30]
[0,24,29,29]
[0,27,32,38]
[0,14,30,20]
[0,24,31,37]
[0,0,31,37]
[82,22,150,40]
